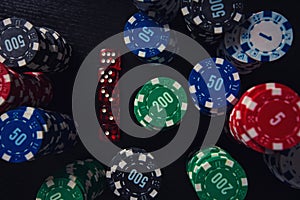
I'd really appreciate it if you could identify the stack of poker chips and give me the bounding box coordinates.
[106,148,162,200]
[36,158,106,200]
[181,0,245,44]
[263,143,300,189]
[188,57,241,117]
[186,146,248,200]
[217,11,293,74]
[0,63,53,113]
[0,17,72,72]
[216,26,262,75]
[133,77,188,131]
[0,107,78,163]
[96,49,121,141]
[228,83,300,153]
[124,12,178,64]
[132,0,180,24]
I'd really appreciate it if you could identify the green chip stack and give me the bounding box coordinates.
[36,158,106,200]
[186,146,248,200]
[134,77,188,131]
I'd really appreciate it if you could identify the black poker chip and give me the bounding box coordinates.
[0,17,40,67]
[0,17,72,73]
[106,148,162,200]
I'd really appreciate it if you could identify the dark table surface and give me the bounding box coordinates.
[0,0,299,199]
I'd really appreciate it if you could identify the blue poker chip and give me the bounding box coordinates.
[240,10,293,62]
[14,107,55,156]
[123,12,170,58]
[224,25,259,64]
[188,57,240,112]
[0,107,45,163]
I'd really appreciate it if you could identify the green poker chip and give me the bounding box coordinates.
[193,155,248,200]
[187,147,231,184]
[37,159,106,200]
[134,77,188,130]
[81,159,106,199]
[36,177,85,200]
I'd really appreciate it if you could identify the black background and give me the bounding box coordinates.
[0,0,299,199]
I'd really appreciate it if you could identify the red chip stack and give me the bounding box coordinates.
[228,83,300,153]
[0,63,53,113]
[97,49,121,141]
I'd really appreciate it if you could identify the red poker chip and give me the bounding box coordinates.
[0,64,54,113]
[234,84,272,152]
[7,69,26,104]
[0,64,25,112]
[228,106,243,144]
[232,105,269,154]
[240,83,300,151]
[0,66,12,112]
[22,74,40,106]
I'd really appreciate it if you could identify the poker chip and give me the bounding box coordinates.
[263,143,300,189]
[188,57,240,116]
[48,159,107,200]
[0,107,78,163]
[228,83,300,153]
[0,17,40,67]
[0,17,72,72]
[132,0,180,24]
[240,11,293,62]
[0,107,44,163]
[186,146,231,184]
[35,27,72,72]
[181,0,245,44]
[0,63,53,113]
[124,12,176,63]
[106,148,162,200]
[96,49,121,141]
[0,63,24,113]
[216,25,262,74]
[134,77,187,130]
[36,177,85,200]
[229,102,270,154]
[186,146,248,200]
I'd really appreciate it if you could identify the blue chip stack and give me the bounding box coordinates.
[217,10,293,74]
[188,57,241,116]
[0,106,78,163]
[216,25,262,75]
[124,12,178,64]
[132,0,180,24]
